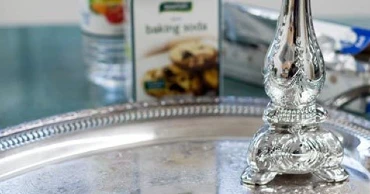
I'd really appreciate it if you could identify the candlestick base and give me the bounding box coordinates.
[241,119,349,185]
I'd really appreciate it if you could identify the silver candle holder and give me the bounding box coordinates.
[241,0,349,185]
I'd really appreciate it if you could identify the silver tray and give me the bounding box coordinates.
[0,97,370,194]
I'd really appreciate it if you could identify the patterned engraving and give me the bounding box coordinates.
[242,0,348,185]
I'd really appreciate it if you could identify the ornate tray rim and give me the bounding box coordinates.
[0,96,369,152]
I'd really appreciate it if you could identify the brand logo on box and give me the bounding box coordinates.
[159,1,192,13]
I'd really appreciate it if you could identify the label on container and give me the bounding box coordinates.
[80,0,127,36]
[132,0,221,101]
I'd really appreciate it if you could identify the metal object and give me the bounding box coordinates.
[0,97,369,193]
[242,0,348,185]
[222,2,370,113]
[325,85,370,108]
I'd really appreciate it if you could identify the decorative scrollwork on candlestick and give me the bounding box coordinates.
[241,0,349,185]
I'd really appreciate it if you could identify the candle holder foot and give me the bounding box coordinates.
[241,167,277,185]
[314,166,349,183]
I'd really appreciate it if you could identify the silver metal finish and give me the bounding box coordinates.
[223,3,370,113]
[0,97,369,193]
[242,0,348,185]
[324,85,370,108]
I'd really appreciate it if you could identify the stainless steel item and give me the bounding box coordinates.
[324,85,370,108]
[223,2,370,113]
[0,97,369,193]
[241,0,348,185]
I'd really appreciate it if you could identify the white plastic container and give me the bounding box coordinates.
[79,0,132,97]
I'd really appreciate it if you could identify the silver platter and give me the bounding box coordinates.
[0,97,370,194]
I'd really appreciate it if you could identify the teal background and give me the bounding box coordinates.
[0,18,369,128]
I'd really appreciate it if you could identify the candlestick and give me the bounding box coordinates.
[241,0,349,185]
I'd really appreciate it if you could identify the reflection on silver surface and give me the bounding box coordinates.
[0,97,369,193]
[324,85,370,108]
[223,2,370,112]
[242,0,347,185]
[0,140,369,193]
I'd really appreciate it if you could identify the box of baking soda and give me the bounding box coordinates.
[131,0,221,101]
